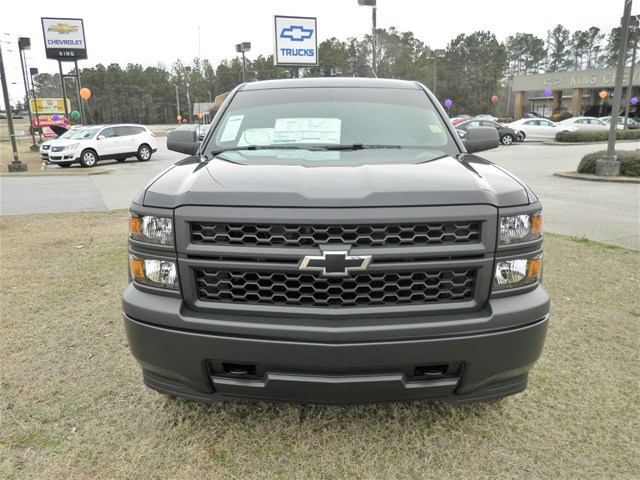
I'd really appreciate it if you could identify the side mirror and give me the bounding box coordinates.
[462,126,499,153]
[167,128,200,155]
[97,135,105,140]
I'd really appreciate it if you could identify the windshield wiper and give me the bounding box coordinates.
[208,144,403,156]
[315,144,402,151]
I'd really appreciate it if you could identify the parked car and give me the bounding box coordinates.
[449,114,473,126]
[557,116,611,132]
[455,119,523,145]
[197,123,211,140]
[45,124,158,168]
[40,126,86,161]
[599,116,640,130]
[475,114,498,122]
[504,118,577,141]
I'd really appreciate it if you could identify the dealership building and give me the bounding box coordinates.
[511,67,640,118]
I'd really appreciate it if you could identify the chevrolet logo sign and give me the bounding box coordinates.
[48,24,79,34]
[299,250,372,277]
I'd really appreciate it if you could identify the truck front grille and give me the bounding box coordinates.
[195,268,476,307]
[191,222,480,247]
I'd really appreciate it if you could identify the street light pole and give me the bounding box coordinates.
[30,67,40,142]
[358,0,377,76]
[429,49,446,98]
[184,66,192,124]
[18,37,37,151]
[235,42,251,83]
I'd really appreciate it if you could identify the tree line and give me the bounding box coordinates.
[20,22,639,123]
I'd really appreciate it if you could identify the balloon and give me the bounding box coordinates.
[71,110,81,120]
[198,113,203,119]
[177,115,183,121]
[444,99,453,109]
[599,91,608,99]
[631,97,638,106]
[66,125,72,130]
[544,89,552,97]
[52,114,60,121]
[80,87,91,100]
[491,95,499,104]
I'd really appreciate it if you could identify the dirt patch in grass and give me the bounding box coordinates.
[1,211,639,479]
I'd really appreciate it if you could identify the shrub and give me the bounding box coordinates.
[556,129,640,142]
[577,149,640,176]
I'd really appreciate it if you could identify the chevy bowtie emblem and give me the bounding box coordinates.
[299,250,372,277]
[48,24,79,34]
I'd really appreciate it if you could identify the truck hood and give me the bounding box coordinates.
[140,154,531,208]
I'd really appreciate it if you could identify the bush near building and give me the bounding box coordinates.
[577,149,640,177]
[556,129,640,143]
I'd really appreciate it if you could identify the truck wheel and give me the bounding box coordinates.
[79,150,98,168]
[137,145,152,162]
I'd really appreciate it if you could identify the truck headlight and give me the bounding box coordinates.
[129,255,179,290]
[499,212,542,245]
[130,214,174,245]
[63,143,80,150]
[493,255,542,291]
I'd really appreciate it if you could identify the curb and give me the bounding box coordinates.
[0,166,109,177]
[554,172,640,184]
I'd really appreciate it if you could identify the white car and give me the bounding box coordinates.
[46,124,158,168]
[598,116,639,129]
[40,126,86,161]
[504,118,577,141]
[557,116,611,132]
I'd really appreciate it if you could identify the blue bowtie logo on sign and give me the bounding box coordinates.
[280,25,314,42]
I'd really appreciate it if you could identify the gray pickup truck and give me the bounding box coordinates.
[123,78,549,404]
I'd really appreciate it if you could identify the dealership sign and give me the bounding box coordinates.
[274,16,318,66]
[41,17,88,61]
[29,98,71,115]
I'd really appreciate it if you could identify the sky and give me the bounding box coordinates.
[1,0,637,108]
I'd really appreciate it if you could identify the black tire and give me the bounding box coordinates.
[500,134,514,146]
[58,162,72,168]
[517,133,525,142]
[136,144,152,162]
[79,149,98,168]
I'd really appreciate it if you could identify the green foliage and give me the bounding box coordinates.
[27,22,631,124]
[577,149,640,176]
[556,129,640,143]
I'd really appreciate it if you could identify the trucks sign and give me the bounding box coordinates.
[274,16,318,67]
[41,17,88,61]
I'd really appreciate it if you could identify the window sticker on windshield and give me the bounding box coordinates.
[238,128,275,146]
[220,115,244,142]
[428,125,443,133]
[272,118,341,144]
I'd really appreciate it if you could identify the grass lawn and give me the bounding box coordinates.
[1,210,639,479]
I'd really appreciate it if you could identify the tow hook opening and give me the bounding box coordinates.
[221,362,257,378]
[413,363,462,381]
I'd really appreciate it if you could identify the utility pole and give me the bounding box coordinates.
[1,43,27,171]
[598,0,633,176]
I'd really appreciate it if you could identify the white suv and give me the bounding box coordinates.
[46,124,158,168]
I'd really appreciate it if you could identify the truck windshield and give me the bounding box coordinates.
[206,86,458,165]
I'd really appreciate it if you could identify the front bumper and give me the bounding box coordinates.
[123,284,550,404]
